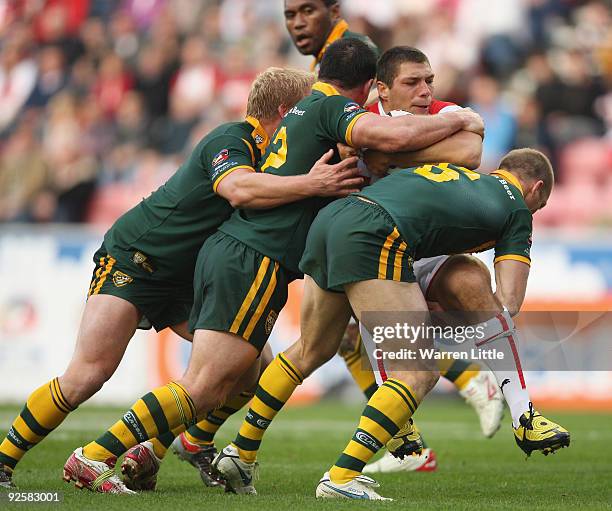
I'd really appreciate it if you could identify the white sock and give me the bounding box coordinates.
[473,311,531,427]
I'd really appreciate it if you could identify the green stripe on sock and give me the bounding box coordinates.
[121,410,148,443]
[278,353,303,384]
[383,382,415,414]
[386,379,418,411]
[362,405,400,437]
[203,413,225,426]
[444,359,473,382]
[234,433,261,452]
[0,452,18,469]
[95,431,127,457]
[7,427,31,451]
[334,453,366,473]
[142,393,170,435]
[187,424,214,443]
[244,408,271,430]
[156,431,176,449]
[353,428,383,453]
[364,383,378,400]
[255,387,284,412]
[20,407,51,437]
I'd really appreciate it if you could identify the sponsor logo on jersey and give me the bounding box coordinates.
[265,310,278,335]
[344,102,361,113]
[355,431,382,451]
[288,106,305,116]
[112,270,133,287]
[497,178,516,200]
[212,149,230,167]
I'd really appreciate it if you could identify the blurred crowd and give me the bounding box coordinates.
[0,0,610,227]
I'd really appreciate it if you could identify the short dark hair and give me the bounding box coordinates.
[377,46,430,86]
[499,148,555,195]
[319,38,377,90]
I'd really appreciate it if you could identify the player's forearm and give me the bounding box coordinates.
[389,131,483,169]
[226,173,312,209]
[381,112,465,152]
[494,260,530,316]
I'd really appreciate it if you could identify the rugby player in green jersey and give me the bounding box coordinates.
[344,47,506,475]
[0,67,363,492]
[231,149,569,500]
[283,0,379,71]
[69,38,484,495]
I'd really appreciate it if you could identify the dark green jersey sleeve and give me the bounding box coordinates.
[494,208,533,265]
[201,135,256,192]
[319,96,368,147]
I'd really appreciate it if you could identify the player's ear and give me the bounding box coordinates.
[329,2,341,21]
[377,81,390,102]
[277,104,290,119]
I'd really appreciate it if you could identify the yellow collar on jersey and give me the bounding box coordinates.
[245,116,270,153]
[312,81,340,96]
[491,169,524,196]
[311,19,349,70]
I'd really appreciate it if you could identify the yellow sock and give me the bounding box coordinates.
[83,381,196,462]
[341,334,378,399]
[0,378,75,470]
[185,391,254,447]
[148,423,187,459]
[233,353,303,463]
[329,378,419,484]
[438,359,480,390]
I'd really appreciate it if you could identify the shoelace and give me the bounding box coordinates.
[522,402,535,442]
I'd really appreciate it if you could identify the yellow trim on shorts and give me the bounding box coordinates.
[230,257,272,335]
[88,256,105,296]
[243,262,279,340]
[494,254,531,266]
[212,165,255,193]
[345,112,367,147]
[393,241,408,281]
[90,256,116,296]
[378,228,400,279]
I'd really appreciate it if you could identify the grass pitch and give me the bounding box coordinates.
[1,398,611,510]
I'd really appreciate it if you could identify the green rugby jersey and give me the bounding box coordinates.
[358,164,533,265]
[103,117,269,283]
[218,81,369,273]
[312,19,379,71]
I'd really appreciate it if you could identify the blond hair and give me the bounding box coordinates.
[499,148,555,195]
[246,67,315,121]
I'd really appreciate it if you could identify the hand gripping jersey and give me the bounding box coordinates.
[218,81,369,274]
[103,117,269,284]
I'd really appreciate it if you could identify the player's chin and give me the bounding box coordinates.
[294,38,315,55]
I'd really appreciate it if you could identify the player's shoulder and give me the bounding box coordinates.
[429,99,461,115]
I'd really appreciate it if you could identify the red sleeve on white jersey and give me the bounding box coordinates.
[429,99,461,114]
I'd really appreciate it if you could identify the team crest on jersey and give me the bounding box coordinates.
[265,310,278,335]
[344,102,361,113]
[112,270,133,287]
[254,134,264,145]
[212,149,229,167]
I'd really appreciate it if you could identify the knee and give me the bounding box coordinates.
[60,363,114,404]
[182,373,237,414]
